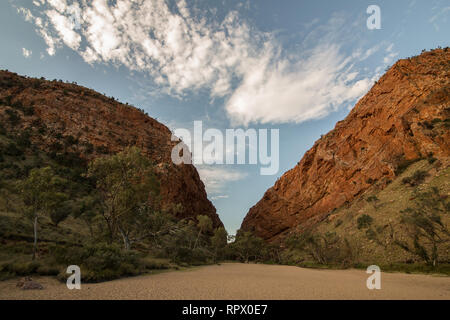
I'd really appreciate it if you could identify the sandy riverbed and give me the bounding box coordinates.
[0,263,449,300]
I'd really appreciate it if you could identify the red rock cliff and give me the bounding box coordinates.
[0,70,223,228]
[241,48,450,240]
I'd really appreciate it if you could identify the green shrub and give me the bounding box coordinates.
[49,205,72,226]
[15,131,31,148]
[420,121,434,130]
[402,170,430,186]
[23,106,34,116]
[4,142,22,156]
[427,157,437,164]
[5,109,21,126]
[357,214,373,229]
[366,195,379,202]
[51,244,146,283]
[36,263,60,276]
[365,228,378,241]
[431,118,442,124]
[0,260,40,276]
[64,135,78,146]
[394,158,420,175]
[141,257,170,270]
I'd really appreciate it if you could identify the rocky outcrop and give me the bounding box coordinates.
[16,277,44,290]
[241,48,450,240]
[0,70,222,228]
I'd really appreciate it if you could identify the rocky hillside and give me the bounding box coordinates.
[0,70,222,228]
[241,48,450,241]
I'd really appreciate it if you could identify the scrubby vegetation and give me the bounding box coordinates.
[0,137,228,281]
[402,170,430,186]
[357,214,373,229]
[393,187,449,267]
[249,160,450,275]
[1,138,448,279]
[1,69,449,283]
[0,75,236,283]
[281,230,357,268]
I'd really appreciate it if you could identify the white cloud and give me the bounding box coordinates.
[22,48,32,58]
[225,44,373,125]
[17,7,34,22]
[45,9,81,50]
[383,43,399,65]
[197,166,247,194]
[386,43,394,53]
[211,195,229,200]
[19,0,378,126]
[429,6,450,31]
[47,0,68,13]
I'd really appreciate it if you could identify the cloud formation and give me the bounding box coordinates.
[225,44,373,125]
[197,166,247,195]
[22,48,32,58]
[18,0,378,125]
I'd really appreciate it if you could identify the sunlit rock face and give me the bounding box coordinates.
[242,49,450,241]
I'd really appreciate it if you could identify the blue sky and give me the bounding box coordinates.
[1,0,449,235]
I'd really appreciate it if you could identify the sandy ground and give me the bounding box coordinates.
[0,263,449,300]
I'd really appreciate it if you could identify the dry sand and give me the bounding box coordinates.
[0,263,449,300]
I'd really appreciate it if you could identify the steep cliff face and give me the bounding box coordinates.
[0,70,222,228]
[241,48,450,240]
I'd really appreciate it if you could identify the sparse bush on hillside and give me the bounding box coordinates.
[420,120,434,130]
[16,130,31,148]
[5,109,21,126]
[366,195,380,209]
[394,187,450,267]
[63,135,78,146]
[95,145,109,154]
[4,142,22,157]
[357,214,373,229]
[402,170,430,187]
[365,224,390,248]
[394,157,420,175]
[82,141,94,154]
[335,219,343,227]
[366,195,378,202]
[283,230,358,267]
[306,232,341,265]
[427,157,437,164]
[0,123,6,135]
[427,152,438,164]
[431,118,442,124]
